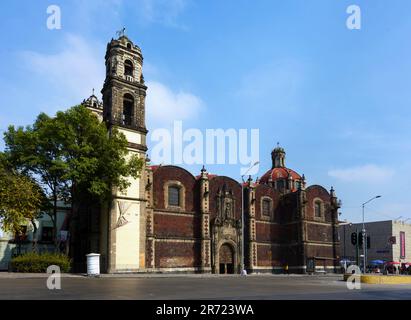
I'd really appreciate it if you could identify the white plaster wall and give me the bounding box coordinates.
[121,128,142,146]
[114,201,140,270]
[392,222,411,262]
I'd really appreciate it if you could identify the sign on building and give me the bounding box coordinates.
[400,232,406,259]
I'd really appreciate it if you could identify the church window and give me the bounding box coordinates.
[124,59,133,77]
[123,94,134,126]
[127,43,132,49]
[277,179,285,190]
[315,200,322,217]
[168,186,180,207]
[262,199,271,216]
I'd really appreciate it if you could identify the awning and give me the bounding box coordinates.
[313,257,338,261]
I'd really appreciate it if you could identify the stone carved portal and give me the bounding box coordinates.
[211,184,242,274]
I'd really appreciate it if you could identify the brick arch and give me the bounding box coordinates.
[152,165,199,212]
[306,185,332,222]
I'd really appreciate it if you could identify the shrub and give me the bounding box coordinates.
[10,252,71,273]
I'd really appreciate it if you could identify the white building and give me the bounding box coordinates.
[0,204,69,270]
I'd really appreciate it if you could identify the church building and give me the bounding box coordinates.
[74,34,341,274]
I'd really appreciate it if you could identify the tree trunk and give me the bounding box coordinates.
[31,219,38,253]
[53,193,58,253]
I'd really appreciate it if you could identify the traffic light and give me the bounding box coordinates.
[351,232,357,245]
[367,236,370,249]
[358,232,363,247]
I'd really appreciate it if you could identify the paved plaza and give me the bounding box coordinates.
[0,273,411,300]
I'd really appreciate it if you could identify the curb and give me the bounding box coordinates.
[343,274,411,284]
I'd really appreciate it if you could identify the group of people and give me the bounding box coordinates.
[370,264,411,275]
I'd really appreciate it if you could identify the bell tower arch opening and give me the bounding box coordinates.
[123,93,134,126]
[124,59,133,77]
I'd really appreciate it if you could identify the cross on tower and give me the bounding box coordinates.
[116,27,126,38]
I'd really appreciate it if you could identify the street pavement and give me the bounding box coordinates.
[0,273,411,300]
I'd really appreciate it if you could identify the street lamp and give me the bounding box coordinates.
[241,161,259,275]
[362,195,381,273]
[339,220,352,272]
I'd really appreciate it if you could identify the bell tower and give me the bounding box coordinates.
[100,33,148,273]
[102,34,147,135]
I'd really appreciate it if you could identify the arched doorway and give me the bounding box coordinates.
[219,243,235,274]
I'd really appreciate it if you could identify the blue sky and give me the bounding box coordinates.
[0,0,410,223]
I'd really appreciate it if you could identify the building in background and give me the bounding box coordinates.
[339,220,411,267]
[0,202,69,270]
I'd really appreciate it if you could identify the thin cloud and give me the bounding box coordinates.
[146,81,204,127]
[20,33,203,126]
[139,0,187,28]
[328,164,395,183]
[21,33,105,105]
[234,59,306,118]
[70,0,188,31]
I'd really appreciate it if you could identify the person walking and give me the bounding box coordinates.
[241,266,247,276]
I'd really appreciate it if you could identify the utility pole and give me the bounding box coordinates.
[362,195,381,273]
[240,161,259,275]
[356,229,359,267]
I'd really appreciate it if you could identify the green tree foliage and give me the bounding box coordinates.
[53,105,144,202]
[4,113,67,240]
[3,105,144,241]
[0,156,45,235]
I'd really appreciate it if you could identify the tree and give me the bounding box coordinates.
[3,105,144,249]
[53,105,143,204]
[0,155,46,251]
[4,113,68,247]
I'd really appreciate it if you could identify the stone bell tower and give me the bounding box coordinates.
[100,32,148,272]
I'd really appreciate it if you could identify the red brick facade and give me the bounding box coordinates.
[145,150,341,274]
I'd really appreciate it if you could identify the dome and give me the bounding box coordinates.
[259,167,301,184]
[82,90,103,110]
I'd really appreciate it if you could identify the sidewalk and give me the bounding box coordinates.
[0,271,342,279]
[0,272,83,279]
